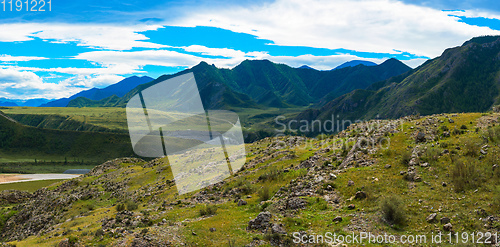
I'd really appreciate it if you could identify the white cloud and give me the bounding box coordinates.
[0,23,165,50]
[0,54,48,62]
[61,74,125,88]
[170,0,500,58]
[0,67,126,99]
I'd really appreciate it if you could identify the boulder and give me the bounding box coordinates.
[248,212,272,231]
[426,213,437,223]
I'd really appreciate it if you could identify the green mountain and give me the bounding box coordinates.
[70,59,411,109]
[300,36,500,125]
[67,95,121,108]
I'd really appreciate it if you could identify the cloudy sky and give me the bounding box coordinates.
[1,0,500,99]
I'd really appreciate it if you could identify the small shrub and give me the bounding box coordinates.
[94,228,104,237]
[421,148,440,164]
[68,236,78,246]
[400,150,412,165]
[199,204,217,216]
[440,125,449,132]
[451,158,480,192]
[260,201,271,211]
[452,128,461,135]
[239,181,254,195]
[85,203,94,211]
[116,203,125,212]
[463,139,480,157]
[487,125,500,143]
[380,195,406,226]
[258,167,280,181]
[258,185,271,202]
[460,125,467,130]
[126,201,138,211]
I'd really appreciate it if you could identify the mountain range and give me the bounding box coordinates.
[0,98,51,107]
[63,59,411,110]
[296,35,500,126]
[40,76,154,107]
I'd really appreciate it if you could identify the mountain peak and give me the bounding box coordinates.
[334,60,377,70]
[463,35,500,46]
[298,65,316,70]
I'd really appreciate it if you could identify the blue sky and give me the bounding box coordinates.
[0,0,499,99]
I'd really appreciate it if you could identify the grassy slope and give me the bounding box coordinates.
[2,112,500,246]
[1,107,128,132]
[0,179,63,192]
[0,109,135,165]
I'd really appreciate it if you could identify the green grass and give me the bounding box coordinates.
[0,179,62,192]
[1,107,128,131]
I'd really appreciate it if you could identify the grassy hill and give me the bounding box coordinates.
[0,109,135,169]
[1,112,500,246]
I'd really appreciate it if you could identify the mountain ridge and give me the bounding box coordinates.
[41,76,154,107]
[73,59,411,110]
[297,35,500,128]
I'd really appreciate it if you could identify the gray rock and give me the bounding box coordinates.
[347,204,355,210]
[443,223,453,231]
[237,200,247,206]
[426,213,437,223]
[416,132,426,143]
[440,217,450,224]
[247,212,272,231]
[209,227,216,232]
[271,223,287,235]
[385,164,391,169]
[333,216,343,222]
[286,197,307,210]
[354,191,367,199]
[347,180,354,186]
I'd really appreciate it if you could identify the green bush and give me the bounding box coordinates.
[258,185,271,202]
[258,167,280,181]
[199,204,217,216]
[487,125,500,143]
[400,150,412,165]
[463,139,480,157]
[94,228,104,237]
[421,148,440,164]
[126,201,139,211]
[68,236,79,246]
[460,124,467,130]
[116,203,125,212]
[380,195,406,226]
[451,158,481,192]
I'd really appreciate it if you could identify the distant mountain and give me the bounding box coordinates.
[22,98,51,107]
[298,65,315,70]
[79,59,410,109]
[298,36,500,127]
[67,95,121,108]
[334,60,377,70]
[0,98,51,107]
[0,100,18,107]
[41,76,153,107]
